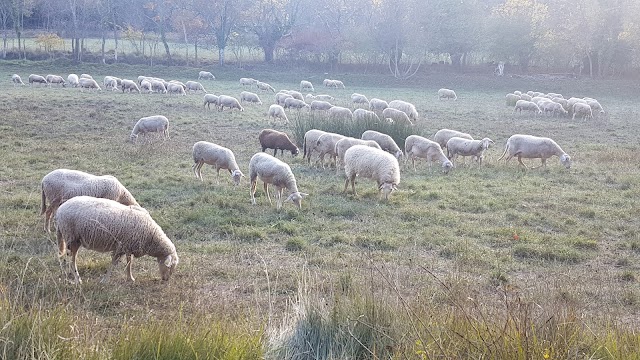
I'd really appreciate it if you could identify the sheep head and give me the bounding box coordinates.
[231,170,244,186]
[560,154,572,169]
[379,183,396,200]
[158,252,179,281]
[442,160,453,174]
[285,192,308,209]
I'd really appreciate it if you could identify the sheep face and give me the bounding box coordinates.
[291,148,300,156]
[379,183,396,200]
[442,160,453,174]
[285,192,308,209]
[231,170,244,186]
[560,154,572,169]
[158,253,179,281]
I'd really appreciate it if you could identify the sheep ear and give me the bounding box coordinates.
[163,254,178,267]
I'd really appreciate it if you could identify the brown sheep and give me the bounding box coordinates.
[258,129,300,157]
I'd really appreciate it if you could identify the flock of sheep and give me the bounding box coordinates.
[506,90,606,120]
[21,69,583,284]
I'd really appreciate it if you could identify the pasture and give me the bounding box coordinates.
[1,61,640,358]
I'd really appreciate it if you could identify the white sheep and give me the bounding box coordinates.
[204,94,219,109]
[565,97,587,115]
[520,93,533,101]
[310,100,333,111]
[540,101,568,117]
[382,108,413,125]
[498,134,571,169]
[169,80,187,90]
[438,88,457,100]
[284,97,309,110]
[268,104,289,123]
[343,145,400,200]
[192,141,243,185]
[513,100,541,115]
[351,93,370,107]
[46,74,66,87]
[300,80,314,92]
[240,77,258,87]
[166,82,186,96]
[79,78,102,91]
[315,132,347,169]
[256,81,276,93]
[433,128,473,151]
[369,98,388,112]
[12,74,25,86]
[186,80,207,93]
[80,74,93,80]
[28,74,48,86]
[572,102,593,120]
[276,92,294,106]
[324,79,345,88]
[303,129,327,165]
[328,106,353,121]
[121,79,140,93]
[361,130,403,159]
[388,100,419,121]
[103,76,122,89]
[506,93,521,106]
[40,168,140,233]
[334,137,381,174]
[140,80,152,93]
[67,74,79,87]
[404,135,453,173]
[353,109,380,122]
[585,99,605,117]
[446,137,495,166]
[249,152,308,210]
[240,91,263,105]
[198,71,216,80]
[282,90,304,100]
[55,196,179,284]
[314,94,335,102]
[130,115,169,143]
[218,95,244,112]
[151,79,167,94]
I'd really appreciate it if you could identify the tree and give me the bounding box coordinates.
[10,0,36,59]
[247,0,303,63]
[171,6,208,65]
[195,0,246,66]
[143,0,175,63]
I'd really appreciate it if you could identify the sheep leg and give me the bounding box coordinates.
[263,182,272,205]
[343,177,350,194]
[531,158,547,169]
[350,176,357,196]
[517,156,529,169]
[125,254,135,282]
[102,252,124,283]
[215,168,221,185]
[250,180,258,205]
[69,243,82,284]
[275,188,283,210]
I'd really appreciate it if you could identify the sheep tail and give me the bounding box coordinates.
[40,186,47,215]
[498,143,509,161]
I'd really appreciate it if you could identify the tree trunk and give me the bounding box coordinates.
[16,30,21,59]
[194,38,198,65]
[263,44,274,63]
[219,47,225,66]
[159,24,171,63]
[113,27,118,62]
[3,31,6,58]
[101,31,106,64]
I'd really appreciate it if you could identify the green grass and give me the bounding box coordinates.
[1,60,640,358]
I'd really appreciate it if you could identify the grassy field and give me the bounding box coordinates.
[1,61,640,358]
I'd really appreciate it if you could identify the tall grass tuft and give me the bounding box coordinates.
[291,112,420,149]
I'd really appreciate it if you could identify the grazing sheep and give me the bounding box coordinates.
[103,75,122,87]
[353,109,380,122]
[130,115,169,143]
[514,100,541,115]
[167,82,186,96]
[79,78,102,91]
[585,99,605,117]
[80,74,93,80]
[150,79,167,94]
[240,91,263,105]
[203,94,219,110]
[307,94,334,102]
[268,104,289,123]
[351,93,370,106]
[369,98,389,112]
[310,100,333,111]
[284,97,309,110]
[438,88,457,100]
[218,95,244,112]
[303,129,328,165]
[315,132,347,169]
[572,102,593,120]
[520,93,532,101]
[276,92,294,106]
[530,96,549,105]
[169,80,187,90]
[446,137,495,166]
[121,79,140,93]
[513,91,522,96]
[433,129,473,151]
[498,134,571,169]
[506,93,521,106]
[198,71,216,80]
[257,81,276,93]
[28,74,48,86]
[102,77,119,91]
[388,100,419,121]
[240,77,258,87]
[46,74,66,87]
[40,169,140,233]
[55,196,178,283]
[11,74,25,86]
[67,74,79,87]
[551,97,568,109]
[328,106,353,121]
[258,129,299,157]
[192,141,243,185]
[140,80,152,93]
[281,90,304,101]
[300,80,314,92]
[186,80,207,93]
[249,153,307,210]
[334,137,381,174]
[324,79,345,88]
[382,108,413,125]
[361,130,403,159]
[343,145,400,200]
[540,101,568,117]
[565,97,587,114]
[404,135,453,173]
